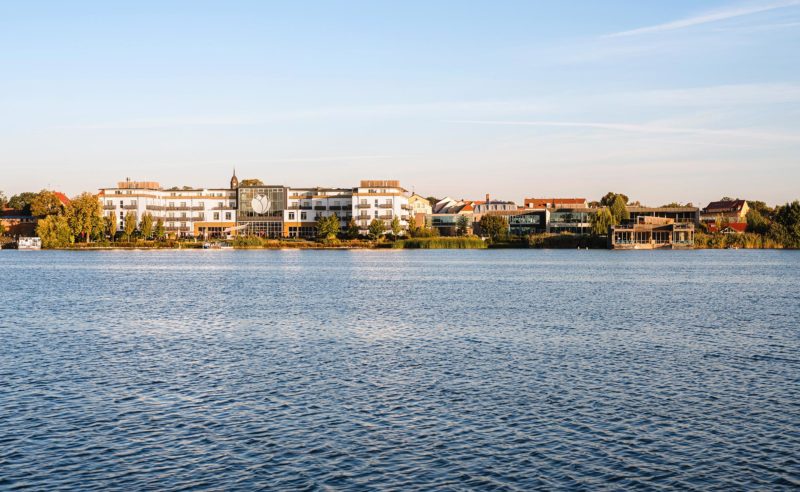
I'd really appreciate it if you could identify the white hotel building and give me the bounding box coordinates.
[98,173,239,238]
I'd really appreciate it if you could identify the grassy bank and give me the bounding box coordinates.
[694,232,785,249]
[393,236,487,249]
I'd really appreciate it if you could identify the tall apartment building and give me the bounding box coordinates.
[352,180,410,234]
[98,173,238,238]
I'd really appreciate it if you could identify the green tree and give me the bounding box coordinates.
[155,218,166,240]
[590,208,614,236]
[140,212,154,239]
[748,200,775,220]
[480,215,508,242]
[368,219,386,239]
[67,192,103,242]
[600,192,629,207]
[609,195,630,224]
[345,218,360,239]
[745,208,769,235]
[316,214,340,240]
[8,192,37,213]
[0,190,7,209]
[391,216,402,237]
[104,213,118,239]
[123,212,137,241]
[30,190,64,217]
[36,215,73,248]
[456,214,470,236]
[239,178,264,186]
[774,200,800,247]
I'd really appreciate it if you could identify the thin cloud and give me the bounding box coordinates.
[605,0,800,37]
[450,119,800,142]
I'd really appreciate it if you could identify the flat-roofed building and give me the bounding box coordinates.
[524,197,587,209]
[628,206,699,224]
[547,207,596,234]
[237,184,287,238]
[352,180,410,235]
[284,187,353,238]
[98,174,238,238]
[508,210,547,236]
[610,216,694,249]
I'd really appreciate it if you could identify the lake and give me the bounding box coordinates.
[1,250,798,490]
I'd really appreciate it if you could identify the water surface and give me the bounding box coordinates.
[1,250,799,490]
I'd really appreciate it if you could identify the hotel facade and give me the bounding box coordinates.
[98,175,238,238]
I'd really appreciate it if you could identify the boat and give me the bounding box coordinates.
[17,237,42,250]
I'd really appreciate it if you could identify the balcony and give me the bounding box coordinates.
[165,206,204,211]
[103,204,116,210]
[146,205,165,211]
[357,203,371,209]
[314,206,326,211]
[122,204,138,210]
[328,205,343,211]
[378,203,393,209]
[401,204,412,210]
[379,214,393,220]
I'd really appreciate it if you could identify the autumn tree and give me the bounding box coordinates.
[140,212,154,239]
[104,213,118,239]
[36,215,73,248]
[368,219,386,239]
[391,216,402,237]
[239,179,264,186]
[30,190,65,217]
[155,218,166,240]
[8,192,37,213]
[67,192,103,242]
[123,212,137,241]
[316,214,340,240]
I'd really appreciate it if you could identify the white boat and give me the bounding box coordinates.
[17,237,42,250]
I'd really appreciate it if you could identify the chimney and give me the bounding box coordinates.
[485,193,490,203]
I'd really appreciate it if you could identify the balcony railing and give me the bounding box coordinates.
[357,203,371,209]
[378,203,393,209]
[146,205,165,211]
[103,204,116,210]
[314,206,326,210]
[401,204,412,210]
[122,205,138,210]
[165,206,204,211]
[378,214,393,220]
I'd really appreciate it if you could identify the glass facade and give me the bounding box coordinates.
[509,212,546,236]
[237,186,286,238]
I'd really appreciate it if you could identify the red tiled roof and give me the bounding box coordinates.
[707,222,747,233]
[54,192,71,206]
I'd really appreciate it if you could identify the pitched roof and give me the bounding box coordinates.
[703,200,747,214]
[54,192,71,206]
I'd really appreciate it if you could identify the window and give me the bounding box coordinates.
[198,201,204,207]
[181,202,186,207]
[374,199,378,206]
[374,210,379,217]
[119,200,123,206]
[225,212,231,220]
[301,212,307,220]
[288,212,295,220]
[218,201,223,208]
[213,212,220,220]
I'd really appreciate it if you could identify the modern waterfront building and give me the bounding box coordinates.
[508,210,548,236]
[628,206,699,224]
[473,195,518,221]
[237,184,287,238]
[98,173,238,238]
[546,207,596,234]
[610,216,694,249]
[429,198,479,236]
[0,209,37,237]
[524,197,587,209]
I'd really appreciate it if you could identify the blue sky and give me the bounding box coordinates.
[1,0,799,205]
